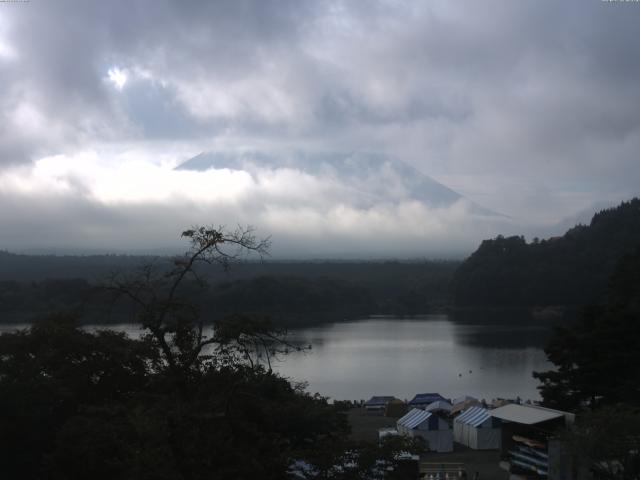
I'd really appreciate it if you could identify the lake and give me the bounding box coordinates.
[0,313,553,403]
[276,314,553,403]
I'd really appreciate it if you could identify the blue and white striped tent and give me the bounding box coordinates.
[453,406,501,450]
[397,408,453,453]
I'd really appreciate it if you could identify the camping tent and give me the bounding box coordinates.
[397,408,453,453]
[453,406,501,450]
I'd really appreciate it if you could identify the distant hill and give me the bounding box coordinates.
[0,251,152,282]
[452,198,640,307]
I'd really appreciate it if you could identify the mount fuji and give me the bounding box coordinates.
[175,151,498,217]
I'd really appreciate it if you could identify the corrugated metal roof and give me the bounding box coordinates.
[489,404,565,425]
[398,408,433,429]
[455,406,491,427]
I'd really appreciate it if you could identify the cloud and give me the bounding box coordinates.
[0,149,511,257]
[0,1,639,252]
[107,67,128,91]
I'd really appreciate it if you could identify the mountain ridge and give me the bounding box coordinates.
[176,151,500,216]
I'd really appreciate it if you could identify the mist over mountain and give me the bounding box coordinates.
[0,147,521,258]
[171,150,511,257]
[0,147,616,258]
[177,151,478,211]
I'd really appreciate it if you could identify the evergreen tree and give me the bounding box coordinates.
[534,249,640,410]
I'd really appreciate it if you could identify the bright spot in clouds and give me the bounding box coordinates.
[0,40,17,60]
[107,67,127,90]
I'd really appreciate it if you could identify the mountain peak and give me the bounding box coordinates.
[176,151,487,211]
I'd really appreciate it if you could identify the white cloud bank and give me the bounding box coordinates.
[0,149,510,257]
[1,0,638,254]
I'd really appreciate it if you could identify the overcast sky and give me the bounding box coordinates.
[0,0,639,257]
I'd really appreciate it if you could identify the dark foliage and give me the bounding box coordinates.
[533,249,640,478]
[0,315,158,479]
[0,261,458,325]
[0,226,420,479]
[558,406,640,479]
[534,248,640,410]
[452,198,640,306]
[204,275,374,322]
[0,316,349,480]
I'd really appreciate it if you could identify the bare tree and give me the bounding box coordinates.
[107,225,277,393]
[104,225,319,480]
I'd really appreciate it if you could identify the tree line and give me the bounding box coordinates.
[452,198,640,307]
[0,263,458,325]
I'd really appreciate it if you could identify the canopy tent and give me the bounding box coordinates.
[408,393,447,409]
[397,408,453,453]
[453,406,501,450]
[425,400,452,414]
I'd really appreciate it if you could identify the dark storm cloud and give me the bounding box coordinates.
[0,0,320,163]
[2,1,639,159]
[0,0,639,253]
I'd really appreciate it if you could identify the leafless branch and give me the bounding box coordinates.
[103,225,280,395]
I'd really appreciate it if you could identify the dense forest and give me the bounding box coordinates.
[452,198,640,307]
[0,256,458,325]
[534,246,640,410]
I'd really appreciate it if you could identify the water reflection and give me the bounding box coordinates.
[277,315,552,402]
[0,314,553,403]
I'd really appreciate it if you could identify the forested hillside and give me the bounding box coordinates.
[452,198,640,306]
[0,257,458,324]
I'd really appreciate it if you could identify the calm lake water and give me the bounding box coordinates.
[0,313,553,403]
[277,314,553,403]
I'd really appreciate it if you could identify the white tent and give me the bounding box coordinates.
[425,400,452,414]
[397,408,453,453]
[453,406,501,450]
